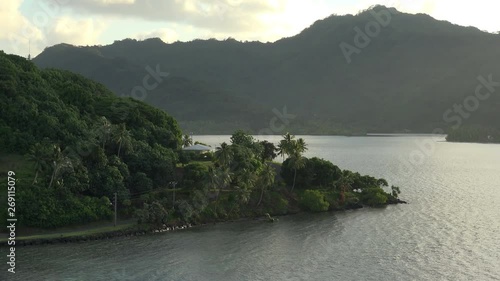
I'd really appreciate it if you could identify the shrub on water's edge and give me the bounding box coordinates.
[360,187,388,206]
[300,190,330,212]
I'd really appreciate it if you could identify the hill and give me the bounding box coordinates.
[0,51,181,227]
[33,5,500,134]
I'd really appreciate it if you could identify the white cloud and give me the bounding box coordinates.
[0,0,43,55]
[134,28,179,43]
[44,17,108,46]
[61,0,286,32]
[0,0,109,56]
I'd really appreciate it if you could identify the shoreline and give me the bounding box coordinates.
[1,199,406,247]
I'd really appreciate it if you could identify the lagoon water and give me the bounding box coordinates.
[8,135,500,281]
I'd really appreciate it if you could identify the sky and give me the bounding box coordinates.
[1,0,499,57]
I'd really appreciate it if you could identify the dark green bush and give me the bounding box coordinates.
[300,190,330,212]
[360,188,388,206]
[182,163,209,188]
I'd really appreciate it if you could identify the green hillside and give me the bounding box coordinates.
[0,51,181,227]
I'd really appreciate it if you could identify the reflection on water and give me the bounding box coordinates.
[7,136,500,281]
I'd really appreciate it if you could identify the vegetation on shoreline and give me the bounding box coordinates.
[446,126,500,144]
[136,131,403,230]
[0,52,403,234]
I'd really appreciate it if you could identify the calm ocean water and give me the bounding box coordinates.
[6,135,500,281]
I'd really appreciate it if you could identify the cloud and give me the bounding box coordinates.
[44,17,108,47]
[60,0,286,33]
[0,0,44,55]
[0,1,109,56]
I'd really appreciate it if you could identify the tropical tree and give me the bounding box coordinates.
[233,167,257,203]
[260,140,277,162]
[114,123,132,158]
[27,143,48,185]
[97,116,112,150]
[182,134,193,148]
[214,142,233,167]
[206,166,232,202]
[230,130,254,147]
[48,145,73,188]
[294,138,308,154]
[391,185,401,198]
[285,135,308,191]
[136,201,169,228]
[289,154,307,191]
[257,163,276,206]
[337,171,354,204]
[277,132,295,160]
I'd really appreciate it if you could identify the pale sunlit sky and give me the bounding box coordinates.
[1,0,499,57]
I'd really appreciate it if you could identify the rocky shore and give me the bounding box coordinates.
[5,199,408,247]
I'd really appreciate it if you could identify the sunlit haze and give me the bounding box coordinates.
[1,0,499,57]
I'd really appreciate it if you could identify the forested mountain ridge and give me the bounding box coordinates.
[33,5,500,134]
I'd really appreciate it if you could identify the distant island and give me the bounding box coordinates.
[446,127,500,144]
[0,52,404,242]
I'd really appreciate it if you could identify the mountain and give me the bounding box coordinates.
[33,5,500,134]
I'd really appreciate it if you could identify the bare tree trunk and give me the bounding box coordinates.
[291,168,297,191]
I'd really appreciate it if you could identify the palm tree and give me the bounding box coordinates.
[215,142,233,168]
[206,166,232,201]
[289,154,307,191]
[48,145,73,188]
[257,163,276,206]
[287,137,308,191]
[182,134,193,148]
[277,132,295,160]
[27,143,47,185]
[337,171,354,204]
[234,167,257,201]
[114,123,131,158]
[98,116,112,150]
[294,138,308,154]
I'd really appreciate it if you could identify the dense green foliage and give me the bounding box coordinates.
[0,52,181,227]
[33,6,500,134]
[0,52,403,229]
[300,190,330,212]
[281,157,342,189]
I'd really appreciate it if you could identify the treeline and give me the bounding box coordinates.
[446,127,500,143]
[136,131,402,228]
